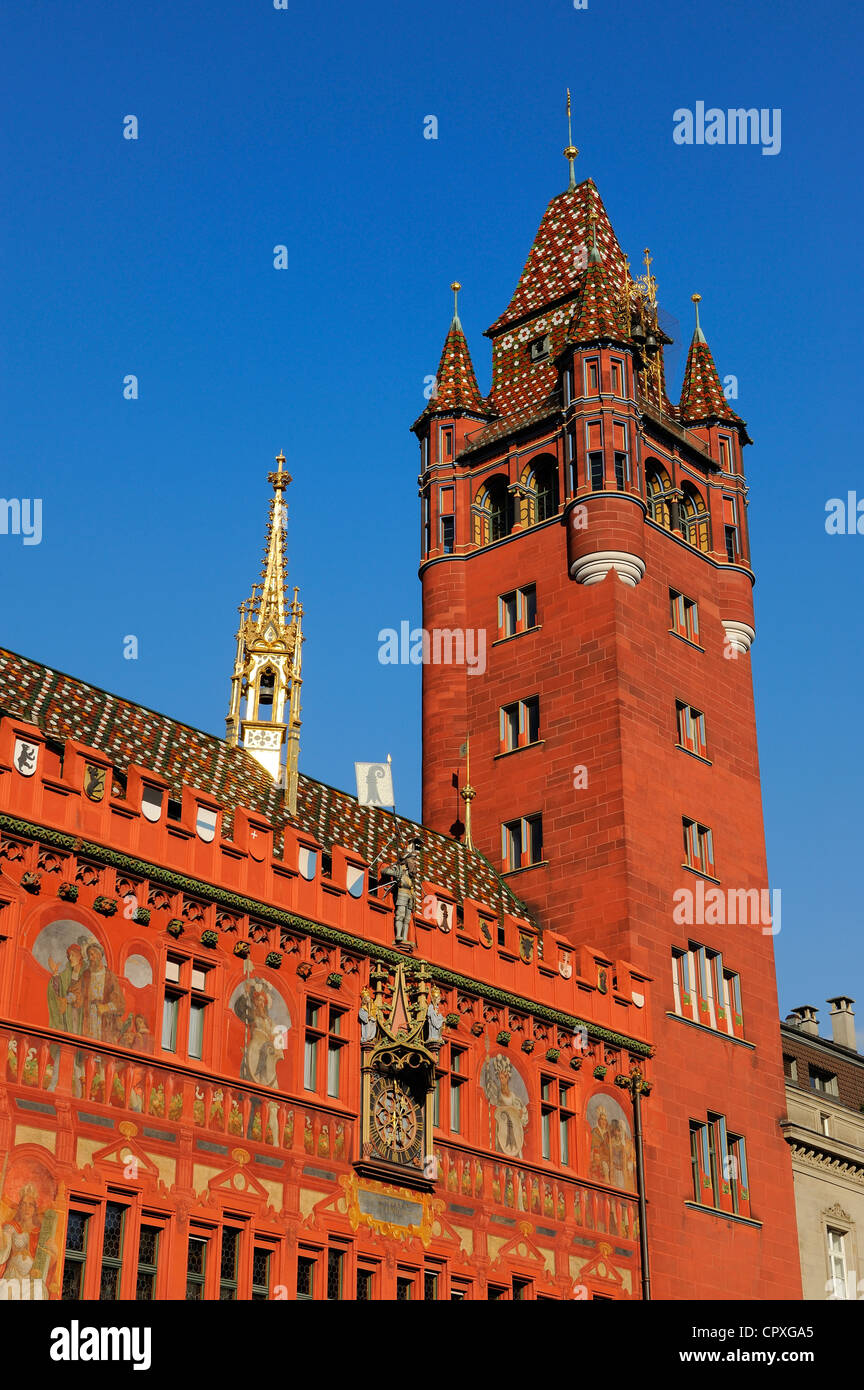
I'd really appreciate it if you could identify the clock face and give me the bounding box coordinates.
[370,1075,423,1168]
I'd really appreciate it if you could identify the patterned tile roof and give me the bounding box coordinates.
[0,647,532,923]
[486,179,627,335]
[679,331,744,427]
[568,253,630,343]
[416,316,488,424]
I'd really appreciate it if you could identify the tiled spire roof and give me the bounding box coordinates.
[424,316,486,417]
[568,231,630,343]
[679,297,744,426]
[487,179,627,335]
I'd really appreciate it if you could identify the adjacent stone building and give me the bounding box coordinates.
[781,999,864,1300]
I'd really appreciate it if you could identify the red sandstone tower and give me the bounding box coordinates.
[414,165,801,1299]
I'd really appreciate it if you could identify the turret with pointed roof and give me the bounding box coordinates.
[679,294,747,431]
[226,453,304,812]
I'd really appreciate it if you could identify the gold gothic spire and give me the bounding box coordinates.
[226,452,304,814]
[563,89,579,189]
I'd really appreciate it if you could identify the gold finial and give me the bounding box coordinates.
[691,294,705,342]
[563,89,579,189]
[269,450,291,491]
[450,281,462,320]
[460,736,475,851]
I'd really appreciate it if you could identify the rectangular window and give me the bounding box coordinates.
[185,1234,208,1301]
[782,1054,798,1082]
[827,1228,849,1300]
[135,1224,160,1301]
[683,818,715,877]
[160,956,213,1062]
[670,589,700,644]
[585,360,600,395]
[502,814,543,872]
[297,1252,317,1300]
[589,452,604,491]
[327,1248,344,1301]
[808,1066,839,1096]
[219,1226,240,1301]
[672,944,742,1036]
[424,1270,440,1301]
[675,701,708,759]
[610,360,624,396]
[440,515,455,553]
[719,436,733,471]
[441,427,454,462]
[97,1201,126,1300]
[498,585,537,638]
[305,1002,347,1098]
[396,1273,416,1300]
[61,1208,91,1300]
[357,1266,376,1300]
[690,1114,749,1217]
[251,1246,272,1301]
[499,696,540,752]
[437,1044,467,1135]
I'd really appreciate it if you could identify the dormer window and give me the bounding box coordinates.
[530,334,551,362]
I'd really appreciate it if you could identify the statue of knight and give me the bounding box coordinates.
[387,839,422,945]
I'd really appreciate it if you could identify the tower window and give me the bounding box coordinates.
[441,427,454,461]
[474,475,513,545]
[646,462,675,529]
[682,818,715,877]
[690,1114,749,1216]
[440,515,455,553]
[502,814,543,872]
[498,585,537,638]
[610,359,624,396]
[584,359,600,395]
[589,453,604,491]
[675,701,708,759]
[672,944,742,1037]
[499,696,541,753]
[533,460,559,521]
[718,436,733,471]
[681,483,710,552]
[669,590,700,645]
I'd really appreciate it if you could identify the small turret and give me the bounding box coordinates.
[226,453,304,812]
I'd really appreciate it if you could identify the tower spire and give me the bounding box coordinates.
[451,280,462,325]
[226,452,304,813]
[563,89,579,190]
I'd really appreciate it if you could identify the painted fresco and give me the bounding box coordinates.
[586,1093,636,1192]
[0,1151,63,1297]
[228,975,290,1089]
[478,1053,530,1159]
[31,921,155,1052]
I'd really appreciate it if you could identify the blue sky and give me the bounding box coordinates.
[1,0,861,1022]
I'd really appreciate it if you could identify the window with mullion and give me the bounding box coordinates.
[98,1201,128,1300]
[251,1245,273,1301]
[185,1232,208,1301]
[61,1207,91,1300]
[218,1226,241,1301]
[135,1223,161,1301]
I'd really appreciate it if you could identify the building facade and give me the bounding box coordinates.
[0,153,802,1302]
[782,1000,864,1301]
[414,165,801,1298]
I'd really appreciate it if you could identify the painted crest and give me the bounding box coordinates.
[195,806,217,843]
[83,765,106,801]
[13,737,39,777]
[140,785,164,823]
[558,951,573,980]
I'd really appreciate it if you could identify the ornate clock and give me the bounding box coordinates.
[369,1074,424,1169]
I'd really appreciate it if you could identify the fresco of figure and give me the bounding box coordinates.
[81,942,126,1044]
[586,1094,636,1193]
[233,979,287,1089]
[479,1054,530,1159]
[0,1161,61,1296]
[46,941,87,1035]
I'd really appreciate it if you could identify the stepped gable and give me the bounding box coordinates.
[0,647,532,923]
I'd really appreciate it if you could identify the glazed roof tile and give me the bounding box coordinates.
[417,316,488,422]
[0,647,532,924]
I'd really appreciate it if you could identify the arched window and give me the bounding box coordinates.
[517,456,560,527]
[533,458,559,522]
[680,483,710,553]
[646,462,675,531]
[473,476,513,546]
